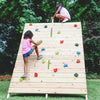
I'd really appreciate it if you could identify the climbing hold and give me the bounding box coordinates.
[42,59,46,63]
[60,40,64,44]
[55,51,59,55]
[63,64,68,67]
[77,51,81,55]
[74,73,79,77]
[19,78,23,81]
[75,43,79,46]
[50,27,53,37]
[41,48,45,51]
[48,60,50,69]
[34,72,38,77]
[74,24,77,27]
[44,25,47,28]
[37,40,40,44]
[35,28,39,31]
[53,68,58,72]
[57,31,61,34]
[29,23,32,26]
[76,59,80,63]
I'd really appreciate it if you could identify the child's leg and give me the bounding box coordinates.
[56,14,65,20]
[32,45,39,57]
[23,57,28,75]
[32,45,43,60]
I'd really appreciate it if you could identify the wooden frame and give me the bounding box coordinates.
[7,22,88,100]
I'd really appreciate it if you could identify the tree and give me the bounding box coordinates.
[69,0,100,73]
[0,0,42,74]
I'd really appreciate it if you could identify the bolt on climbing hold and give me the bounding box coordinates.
[76,59,80,63]
[63,64,68,67]
[41,48,46,51]
[44,25,48,28]
[42,59,46,63]
[57,31,61,34]
[77,51,81,55]
[29,23,32,26]
[74,24,77,27]
[60,40,64,44]
[48,60,50,69]
[55,51,59,55]
[34,72,38,77]
[74,73,79,77]
[19,78,23,81]
[37,40,40,44]
[75,43,79,46]
[50,27,53,37]
[35,28,39,31]
[53,68,58,72]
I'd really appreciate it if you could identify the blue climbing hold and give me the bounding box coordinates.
[35,28,39,31]
[77,51,81,55]
[41,48,45,51]
[64,64,68,67]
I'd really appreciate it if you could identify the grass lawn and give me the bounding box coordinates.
[0,80,100,100]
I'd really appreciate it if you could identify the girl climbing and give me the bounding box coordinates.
[21,30,43,78]
[51,2,71,22]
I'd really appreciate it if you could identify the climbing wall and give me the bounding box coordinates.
[8,22,87,97]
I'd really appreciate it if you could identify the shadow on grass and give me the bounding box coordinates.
[11,93,85,99]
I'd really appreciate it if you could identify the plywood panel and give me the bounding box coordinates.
[8,22,87,97]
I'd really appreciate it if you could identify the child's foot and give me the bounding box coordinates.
[21,74,27,78]
[37,55,43,60]
[62,18,68,23]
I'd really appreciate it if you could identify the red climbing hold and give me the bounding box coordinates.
[60,40,64,44]
[34,72,38,77]
[74,24,77,27]
[29,23,32,26]
[76,59,80,63]
[53,68,58,72]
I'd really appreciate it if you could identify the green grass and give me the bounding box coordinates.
[0,80,100,100]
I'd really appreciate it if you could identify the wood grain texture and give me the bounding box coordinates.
[8,22,87,95]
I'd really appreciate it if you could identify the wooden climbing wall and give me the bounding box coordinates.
[8,22,87,97]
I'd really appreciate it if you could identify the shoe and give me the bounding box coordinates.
[62,18,68,23]
[21,74,27,78]
[37,55,43,60]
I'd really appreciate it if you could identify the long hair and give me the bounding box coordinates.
[56,2,63,10]
[24,30,33,39]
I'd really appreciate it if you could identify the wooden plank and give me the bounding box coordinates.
[13,68,86,73]
[16,55,84,60]
[8,88,87,94]
[11,77,86,83]
[10,82,87,88]
[12,72,86,78]
[8,22,87,96]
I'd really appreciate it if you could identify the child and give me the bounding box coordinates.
[51,2,71,22]
[21,30,43,78]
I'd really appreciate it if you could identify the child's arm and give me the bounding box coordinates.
[30,39,42,46]
[51,6,62,19]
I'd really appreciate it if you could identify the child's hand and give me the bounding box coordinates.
[38,40,42,45]
[39,40,42,44]
[51,17,54,19]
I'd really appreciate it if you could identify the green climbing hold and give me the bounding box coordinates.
[44,25,47,28]
[57,31,61,34]
[75,43,79,46]
[37,40,40,44]
[74,73,79,77]
[42,59,46,63]
[55,51,59,55]
[48,60,50,69]
[19,78,23,81]
[50,27,52,37]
